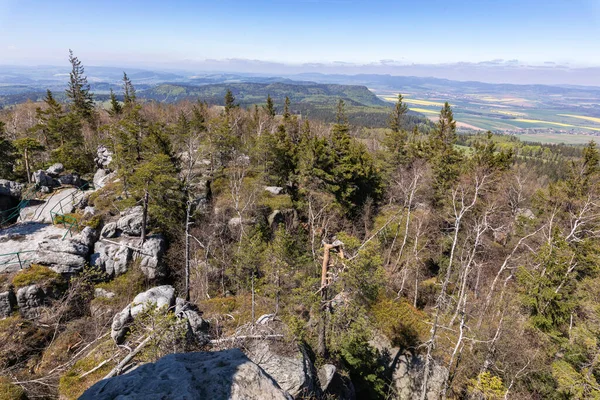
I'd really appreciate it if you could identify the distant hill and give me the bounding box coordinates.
[140,82,388,107]
[138,82,416,127]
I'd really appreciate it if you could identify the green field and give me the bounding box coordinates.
[377,92,600,135]
[517,133,598,145]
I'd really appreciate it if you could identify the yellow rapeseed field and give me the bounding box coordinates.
[558,114,600,124]
[409,107,439,114]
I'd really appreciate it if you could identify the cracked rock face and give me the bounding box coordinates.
[31,250,86,275]
[137,235,166,279]
[0,289,17,318]
[81,349,293,400]
[16,285,46,319]
[117,206,144,236]
[245,333,320,398]
[91,241,132,277]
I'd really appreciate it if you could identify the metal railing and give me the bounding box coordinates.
[49,182,92,240]
[0,185,40,226]
[0,250,36,270]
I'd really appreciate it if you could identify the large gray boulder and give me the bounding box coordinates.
[393,354,447,400]
[46,163,64,176]
[16,284,46,319]
[318,364,356,400]
[245,340,319,398]
[136,235,167,279]
[100,222,117,238]
[0,289,17,318]
[92,241,132,277]
[57,173,82,187]
[95,145,113,169]
[38,238,88,256]
[117,206,144,236]
[81,349,293,400]
[72,227,99,248]
[111,285,176,344]
[175,297,209,343]
[0,179,23,198]
[31,250,86,275]
[31,170,56,187]
[265,186,284,195]
[93,168,112,189]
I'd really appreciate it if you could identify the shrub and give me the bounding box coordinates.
[371,296,428,349]
[0,377,27,400]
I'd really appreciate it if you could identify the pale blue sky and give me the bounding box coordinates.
[0,0,599,67]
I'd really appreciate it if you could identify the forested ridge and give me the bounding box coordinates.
[1,52,600,400]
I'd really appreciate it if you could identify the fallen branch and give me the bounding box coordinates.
[103,334,154,380]
[80,359,110,379]
[209,334,284,345]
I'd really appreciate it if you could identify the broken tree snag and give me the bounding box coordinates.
[318,239,344,358]
[321,243,334,291]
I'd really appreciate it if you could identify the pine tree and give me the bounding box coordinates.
[108,89,123,117]
[65,50,95,121]
[265,94,276,117]
[123,72,137,109]
[13,138,43,183]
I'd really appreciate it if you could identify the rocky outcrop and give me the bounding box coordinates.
[137,235,166,279]
[95,145,113,169]
[100,222,117,238]
[57,173,82,187]
[175,298,209,343]
[0,289,17,318]
[0,179,23,198]
[245,340,319,399]
[91,241,132,277]
[46,163,64,176]
[38,238,88,256]
[93,169,114,189]
[31,170,57,187]
[32,236,92,275]
[318,364,356,400]
[16,285,46,319]
[111,285,176,344]
[117,206,144,236]
[392,354,447,400]
[80,349,293,400]
[31,250,86,275]
[72,227,99,248]
[265,186,285,195]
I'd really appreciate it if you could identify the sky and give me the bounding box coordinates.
[0,0,599,81]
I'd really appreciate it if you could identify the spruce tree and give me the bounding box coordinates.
[65,50,95,121]
[283,96,291,121]
[265,94,276,117]
[388,93,408,133]
[224,89,237,114]
[108,89,123,116]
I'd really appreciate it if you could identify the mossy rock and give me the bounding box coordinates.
[11,264,62,289]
